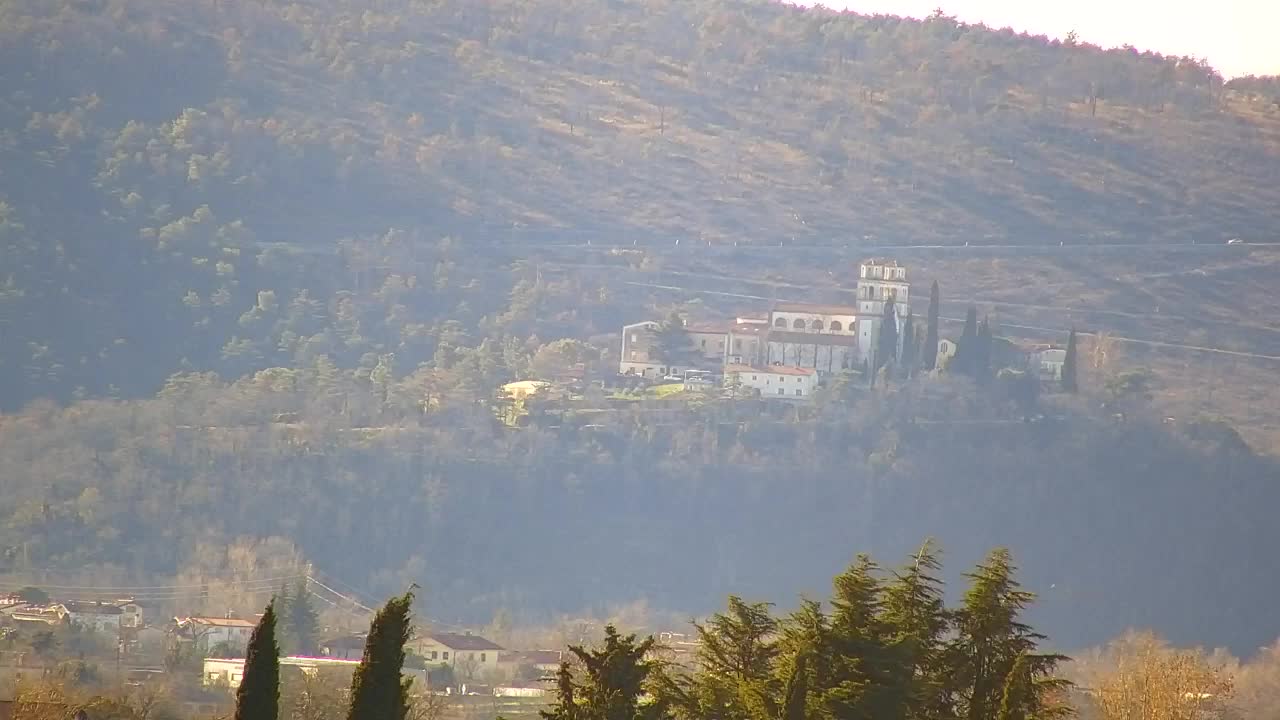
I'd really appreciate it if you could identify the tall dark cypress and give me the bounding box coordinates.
[923,280,940,371]
[875,300,899,373]
[234,601,280,720]
[901,311,916,379]
[976,315,992,385]
[953,306,978,376]
[1061,328,1079,394]
[348,592,414,720]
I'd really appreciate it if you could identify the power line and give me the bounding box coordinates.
[306,576,375,614]
[0,574,306,592]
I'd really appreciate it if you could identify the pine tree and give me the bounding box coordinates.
[823,556,894,720]
[650,311,691,367]
[875,300,898,374]
[780,654,808,720]
[284,579,319,656]
[880,541,951,720]
[234,601,280,720]
[347,592,414,720]
[923,281,940,372]
[1061,328,1078,394]
[777,600,830,712]
[542,662,580,720]
[945,550,1068,720]
[995,653,1033,720]
[568,625,663,720]
[276,583,294,653]
[689,597,779,720]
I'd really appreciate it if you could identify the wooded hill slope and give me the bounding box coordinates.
[3,0,1280,407]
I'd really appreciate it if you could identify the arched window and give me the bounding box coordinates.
[830,320,843,331]
[792,319,806,330]
[774,317,787,328]
[811,320,824,331]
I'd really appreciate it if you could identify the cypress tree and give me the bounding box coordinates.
[900,311,916,379]
[976,315,992,385]
[875,300,898,373]
[1061,328,1078,394]
[923,281,940,371]
[234,601,280,720]
[953,306,978,377]
[348,592,414,720]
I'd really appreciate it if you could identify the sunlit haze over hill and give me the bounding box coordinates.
[795,0,1280,78]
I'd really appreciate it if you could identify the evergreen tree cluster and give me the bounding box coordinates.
[233,591,417,720]
[646,542,1070,720]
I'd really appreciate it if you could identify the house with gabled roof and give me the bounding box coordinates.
[408,631,504,676]
[173,616,256,652]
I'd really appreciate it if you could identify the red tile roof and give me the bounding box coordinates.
[765,330,859,347]
[185,617,256,628]
[725,364,817,377]
[773,302,860,315]
[423,632,504,651]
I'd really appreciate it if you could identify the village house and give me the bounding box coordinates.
[1036,347,1067,381]
[937,338,959,366]
[60,600,144,633]
[618,320,738,379]
[724,364,819,399]
[173,616,256,652]
[503,649,563,674]
[408,631,504,676]
[319,633,367,661]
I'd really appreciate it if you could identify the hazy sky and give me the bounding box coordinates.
[794,1,1280,78]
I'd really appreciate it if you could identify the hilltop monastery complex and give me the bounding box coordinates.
[619,259,911,396]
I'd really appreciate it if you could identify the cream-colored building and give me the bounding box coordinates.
[174,617,256,652]
[409,632,504,675]
[724,365,819,399]
[768,303,859,335]
[727,304,862,375]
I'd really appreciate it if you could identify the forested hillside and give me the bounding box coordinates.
[2,0,1280,406]
[3,0,1280,657]
[1,369,1276,653]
